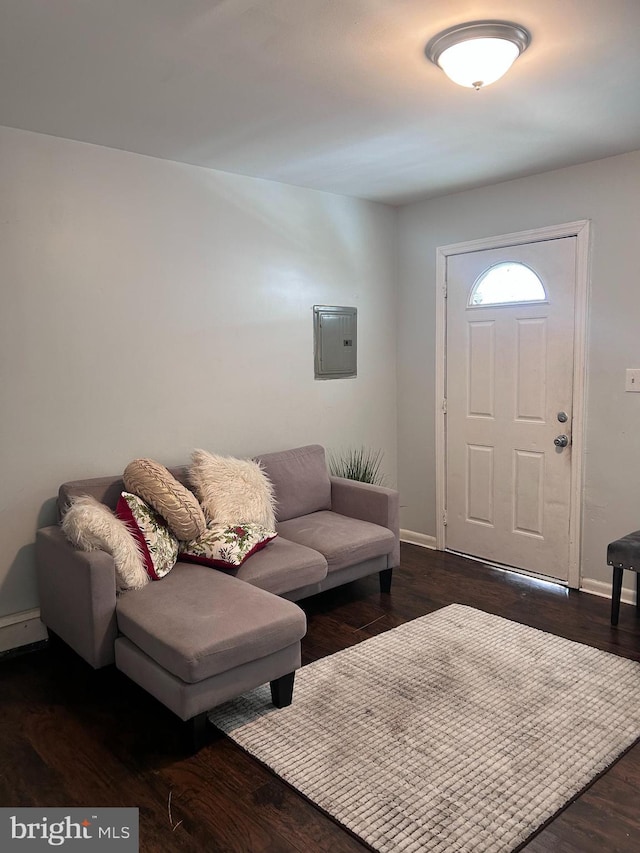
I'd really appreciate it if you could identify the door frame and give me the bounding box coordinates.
[435,220,591,588]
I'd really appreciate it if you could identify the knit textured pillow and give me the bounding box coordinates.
[189,450,276,529]
[123,458,206,541]
[61,494,148,592]
[116,492,179,580]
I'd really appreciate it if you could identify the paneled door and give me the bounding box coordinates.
[445,237,577,581]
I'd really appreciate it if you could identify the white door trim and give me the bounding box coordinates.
[435,220,591,589]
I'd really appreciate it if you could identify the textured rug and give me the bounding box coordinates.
[209,604,640,853]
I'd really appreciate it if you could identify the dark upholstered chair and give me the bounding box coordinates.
[607,531,640,625]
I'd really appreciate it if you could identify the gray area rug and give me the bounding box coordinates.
[209,604,640,852]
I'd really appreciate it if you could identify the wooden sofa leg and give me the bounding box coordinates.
[270,671,295,708]
[611,566,624,626]
[185,711,210,753]
[379,568,393,594]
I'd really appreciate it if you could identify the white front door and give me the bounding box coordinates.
[445,237,577,581]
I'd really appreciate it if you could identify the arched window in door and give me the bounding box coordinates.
[469,261,547,306]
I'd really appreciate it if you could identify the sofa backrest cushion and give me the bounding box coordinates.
[58,467,189,519]
[254,445,331,522]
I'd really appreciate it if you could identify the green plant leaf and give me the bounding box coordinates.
[328,446,385,485]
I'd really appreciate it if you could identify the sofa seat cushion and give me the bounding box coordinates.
[116,563,306,684]
[276,511,395,573]
[226,536,327,595]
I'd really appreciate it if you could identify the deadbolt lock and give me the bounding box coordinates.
[557,411,568,423]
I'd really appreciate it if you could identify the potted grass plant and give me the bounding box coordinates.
[328,446,385,486]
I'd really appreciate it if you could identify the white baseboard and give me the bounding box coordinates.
[580,577,636,605]
[400,529,437,550]
[0,608,48,653]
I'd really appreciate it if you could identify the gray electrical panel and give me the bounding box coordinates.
[313,305,357,379]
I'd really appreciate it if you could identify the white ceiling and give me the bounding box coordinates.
[1,0,640,205]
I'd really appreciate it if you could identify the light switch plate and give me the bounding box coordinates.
[625,368,640,392]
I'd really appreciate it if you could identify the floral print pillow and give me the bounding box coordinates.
[116,491,179,580]
[179,523,276,568]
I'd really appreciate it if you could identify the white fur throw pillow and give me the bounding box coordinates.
[61,495,148,592]
[189,450,276,529]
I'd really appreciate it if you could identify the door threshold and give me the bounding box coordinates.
[445,549,568,590]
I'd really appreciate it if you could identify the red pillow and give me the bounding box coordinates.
[179,523,276,569]
[116,492,179,580]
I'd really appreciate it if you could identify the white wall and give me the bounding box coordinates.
[0,125,398,619]
[397,150,640,591]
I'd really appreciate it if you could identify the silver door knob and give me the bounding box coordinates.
[554,434,569,448]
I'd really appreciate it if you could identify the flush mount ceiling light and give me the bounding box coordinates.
[425,21,530,90]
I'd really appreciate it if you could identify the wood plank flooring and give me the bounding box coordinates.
[2,543,640,852]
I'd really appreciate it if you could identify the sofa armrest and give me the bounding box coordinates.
[330,477,400,568]
[36,526,118,669]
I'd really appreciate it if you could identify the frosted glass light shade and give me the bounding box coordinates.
[438,38,520,89]
[425,21,530,90]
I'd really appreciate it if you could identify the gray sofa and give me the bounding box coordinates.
[36,444,399,747]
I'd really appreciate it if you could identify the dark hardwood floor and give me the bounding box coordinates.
[2,544,640,852]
